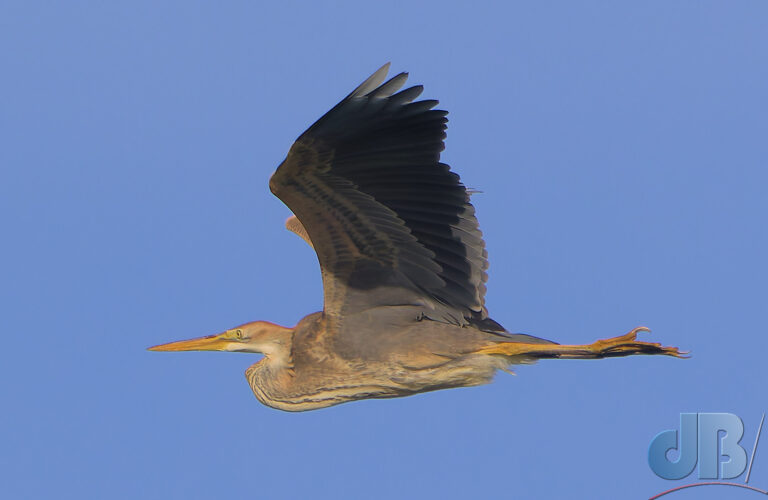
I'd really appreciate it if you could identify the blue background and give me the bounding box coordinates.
[2,2,766,499]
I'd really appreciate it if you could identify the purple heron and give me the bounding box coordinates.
[149,64,682,412]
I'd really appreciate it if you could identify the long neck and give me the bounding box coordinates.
[244,357,295,411]
[254,335,293,365]
[243,323,294,409]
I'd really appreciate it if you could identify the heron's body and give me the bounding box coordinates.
[244,310,549,411]
[150,64,682,411]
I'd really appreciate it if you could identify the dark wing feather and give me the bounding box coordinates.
[269,64,492,327]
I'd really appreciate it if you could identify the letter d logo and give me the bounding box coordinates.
[648,413,698,479]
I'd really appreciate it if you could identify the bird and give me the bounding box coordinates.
[149,63,682,412]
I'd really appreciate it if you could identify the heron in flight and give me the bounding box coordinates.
[149,64,682,411]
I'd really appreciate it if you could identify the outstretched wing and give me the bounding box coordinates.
[269,64,490,326]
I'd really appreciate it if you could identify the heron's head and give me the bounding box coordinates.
[148,321,292,356]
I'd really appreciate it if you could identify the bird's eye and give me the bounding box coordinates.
[235,329,243,339]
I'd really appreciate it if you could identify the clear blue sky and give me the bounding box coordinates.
[2,2,766,499]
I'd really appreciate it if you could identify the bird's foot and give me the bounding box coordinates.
[476,326,686,360]
[584,326,687,358]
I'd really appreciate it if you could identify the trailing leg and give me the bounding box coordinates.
[476,326,684,360]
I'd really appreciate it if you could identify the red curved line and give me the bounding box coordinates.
[649,481,768,499]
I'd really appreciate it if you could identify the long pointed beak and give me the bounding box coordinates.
[148,333,231,352]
